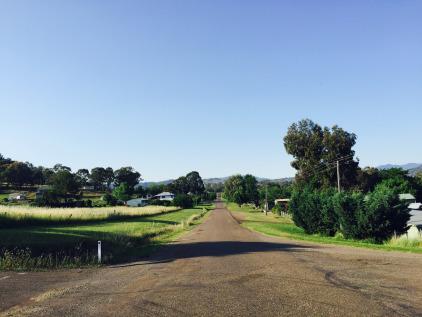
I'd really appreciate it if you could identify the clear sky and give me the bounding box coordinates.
[1,1,421,181]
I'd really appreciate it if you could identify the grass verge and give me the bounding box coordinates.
[226,203,422,254]
[0,204,213,271]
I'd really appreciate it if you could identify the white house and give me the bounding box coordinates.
[407,203,422,237]
[154,192,175,201]
[126,198,149,207]
[8,192,27,201]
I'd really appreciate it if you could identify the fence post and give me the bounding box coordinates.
[98,241,102,263]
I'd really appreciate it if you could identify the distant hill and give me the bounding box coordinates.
[378,163,422,170]
[377,163,422,176]
[139,176,294,187]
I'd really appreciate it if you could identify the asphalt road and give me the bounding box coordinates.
[1,202,422,316]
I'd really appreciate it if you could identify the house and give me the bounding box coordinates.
[274,198,290,205]
[407,202,422,236]
[154,192,175,201]
[127,198,149,207]
[8,192,27,201]
[399,193,416,204]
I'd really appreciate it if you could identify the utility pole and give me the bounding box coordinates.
[336,160,341,193]
[265,184,268,216]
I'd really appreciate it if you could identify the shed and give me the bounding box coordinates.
[127,198,149,207]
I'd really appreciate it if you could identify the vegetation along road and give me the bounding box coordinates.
[1,202,422,316]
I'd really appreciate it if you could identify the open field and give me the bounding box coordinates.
[226,202,422,253]
[0,204,213,270]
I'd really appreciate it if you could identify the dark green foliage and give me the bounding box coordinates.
[224,175,246,205]
[48,170,80,197]
[333,191,364,239]
[244,174,259,205]
[289,187,338,236]
[186,171,205,195]
[102,193,117,206]
[284,119,359,189]
[114,167,141,191]
[291,185,410,242]
[148,199,172,206]
[223,175,260,206]
[360,185,410,242]
[173,194,194,209]
[170,176,190,194]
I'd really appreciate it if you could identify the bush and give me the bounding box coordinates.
[102,193,117,206]
[172,194,194,209]
[333,191,364,239]
[149,199,172,207]
[359,184,410,242]
[289,188,324,234]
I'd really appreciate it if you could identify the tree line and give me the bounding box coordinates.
[223,119,422,243]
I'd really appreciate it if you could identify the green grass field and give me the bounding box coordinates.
[0,204,214,270]
[226,203,422,254]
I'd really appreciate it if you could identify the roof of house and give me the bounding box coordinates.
[154,192,174,197]
[9,192,26,198]
[399,193,416,200]
[409,209,422,226]
[409,203,422,210]
[274,199,290,203]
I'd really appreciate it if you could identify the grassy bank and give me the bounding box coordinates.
[226,203,422,253]
[0,204,213,270]
[0,205,180,228]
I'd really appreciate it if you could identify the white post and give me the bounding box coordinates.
[98,241,102,263]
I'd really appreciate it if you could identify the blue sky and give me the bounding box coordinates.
[1,1,421,181]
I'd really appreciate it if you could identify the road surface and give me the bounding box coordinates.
[1,202,422,316]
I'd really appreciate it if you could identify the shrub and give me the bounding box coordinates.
[102,193,117,206]
[333,191,365,239]
[173,194,194,209]
[289,187,327,235]
[359,184,410,242]
[149,199,172,207]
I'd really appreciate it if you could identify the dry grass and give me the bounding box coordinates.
[387,231,422,248]
[0,205,180,228]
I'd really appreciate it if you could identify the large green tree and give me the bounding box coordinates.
[48,170,80,198]
[114,167,141,191]
[284,119,359,189]
[171,176,190,194]
[186,171,205,195]
[243,174,259,205]
[90,167,107,190]
[224,175,246,205]
[2,162,33,187]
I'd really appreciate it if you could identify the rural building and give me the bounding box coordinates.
[407,202,422,237]
[8,192,27,201]
[127,198,149,207]
[154,192,175,201]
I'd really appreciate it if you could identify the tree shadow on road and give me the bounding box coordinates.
[111,241,316,268]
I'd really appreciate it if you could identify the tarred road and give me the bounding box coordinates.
[1,202,422,316]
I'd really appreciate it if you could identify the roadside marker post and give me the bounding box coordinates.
[98,241,102,263]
